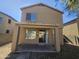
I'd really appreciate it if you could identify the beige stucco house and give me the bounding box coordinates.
[0,11,17,45]
[63,18,79,46]
[12,3,63,52]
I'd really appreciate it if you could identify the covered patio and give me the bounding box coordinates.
[12,22,61,52]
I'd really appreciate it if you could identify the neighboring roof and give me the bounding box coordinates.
[0,11,17,22]
[21,3,63,14]
[64,18,78,26]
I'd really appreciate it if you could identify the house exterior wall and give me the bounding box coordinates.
[63,22,79,45]
[4,16,16,34]
[20,5,63,45]
[77,19,79,35]
[0,12,16,45]
[0,13,16,34]
[21,5,63,27]
[0,13,6,33]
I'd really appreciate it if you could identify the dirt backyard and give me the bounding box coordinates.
[0,43,11,59]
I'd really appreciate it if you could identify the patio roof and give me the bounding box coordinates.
[15,22,59,29]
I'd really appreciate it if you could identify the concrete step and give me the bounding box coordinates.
[6,52,58,59]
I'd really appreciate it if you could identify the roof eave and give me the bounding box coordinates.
[20,3,63,14]
[0,11,17,22]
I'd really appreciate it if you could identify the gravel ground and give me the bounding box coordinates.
[0,43,11,59]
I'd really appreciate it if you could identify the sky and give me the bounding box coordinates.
[0,0,77,23]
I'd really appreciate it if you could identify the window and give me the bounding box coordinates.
[26,29,36,39]
[31,13,37,21]
[0,17,3,24]
[26,13,37,21]
[8,19,11,24]
[6,30,10,34]
[26,13,31,20]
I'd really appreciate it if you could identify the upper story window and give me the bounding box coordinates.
[8,19,11,24]
[0,17,3,24]
[26,13,37,22]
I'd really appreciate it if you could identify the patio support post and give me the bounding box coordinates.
[55,27,60,52]
[36,29,39,44]
[11,25,19,52]
[18,27,26,44]
[59,28,64,45]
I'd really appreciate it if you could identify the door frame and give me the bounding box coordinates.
[38,29,48,44]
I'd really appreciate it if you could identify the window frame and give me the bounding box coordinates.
[26,13,37,21]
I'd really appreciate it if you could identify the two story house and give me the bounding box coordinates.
[63,18,79,46]
[0,11,17,45]
[12,3,63,52]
